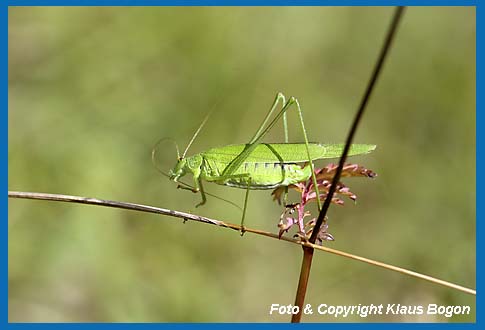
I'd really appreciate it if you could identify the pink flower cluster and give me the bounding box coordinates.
[273,164,376,244]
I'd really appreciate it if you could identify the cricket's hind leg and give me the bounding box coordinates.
[240,178,252,236]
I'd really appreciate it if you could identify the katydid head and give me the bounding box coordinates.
[152,112,241,211]
[169,112,211,182]
[169,154,203,182]
[169,157,187,182]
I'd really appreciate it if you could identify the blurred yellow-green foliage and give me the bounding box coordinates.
[8,7,475,322]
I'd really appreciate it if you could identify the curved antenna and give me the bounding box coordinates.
[152,137,180,177]
[182,111,212,159]
[151,138,241,211]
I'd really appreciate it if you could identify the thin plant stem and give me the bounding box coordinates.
[292,7,406,323]
[8,190,475,296]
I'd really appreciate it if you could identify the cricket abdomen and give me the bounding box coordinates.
[201,158,312,190]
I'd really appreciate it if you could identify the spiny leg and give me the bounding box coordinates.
[247,94,303,219]
[176,175,207,207]
[248,94,293,231]
[292,97,322,211]
[282,96,289,209]
[240,178,251,236]
[268,97,319,212]
[249,92,286,144]
[176,181,241,211]
[221,92,293,181]
[249,94,295,145]
[219,94,287,183]
[249,95,320,222]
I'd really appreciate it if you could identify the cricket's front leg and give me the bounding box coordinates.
[175,178,199,193]
[175,172,205,206]
[195,178,207,207]
[176,182,199,194]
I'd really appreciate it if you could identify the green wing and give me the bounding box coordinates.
[203,143,376,164]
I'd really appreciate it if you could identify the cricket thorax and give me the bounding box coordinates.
[186,154,203,171]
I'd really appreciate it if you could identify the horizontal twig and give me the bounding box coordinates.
[8,190,476,296]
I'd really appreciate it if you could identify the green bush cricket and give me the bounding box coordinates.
[165,92,376,232]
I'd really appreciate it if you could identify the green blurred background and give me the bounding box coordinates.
[8,7,475,322]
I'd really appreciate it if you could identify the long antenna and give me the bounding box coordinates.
[152,137,180,164]
[151,138,180,177]
[182,111,212,159]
